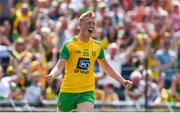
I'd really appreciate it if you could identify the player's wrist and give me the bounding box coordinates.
[49,73,55,79]
[121,79,127,87]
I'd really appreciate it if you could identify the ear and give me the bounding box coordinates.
[79,21,82,28]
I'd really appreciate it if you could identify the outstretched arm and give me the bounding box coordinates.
[45,59,66,81]
[97,59,133,89]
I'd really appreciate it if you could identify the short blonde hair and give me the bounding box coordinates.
[79,11,95,22]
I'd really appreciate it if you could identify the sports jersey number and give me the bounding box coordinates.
[83,49,89,56]
[77,58,90,70]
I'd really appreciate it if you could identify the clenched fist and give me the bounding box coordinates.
[123,80,133,89]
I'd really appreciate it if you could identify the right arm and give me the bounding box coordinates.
[46,59,66,80]
[46,41,69,80]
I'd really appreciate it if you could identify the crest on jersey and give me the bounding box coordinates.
[92,51,96,57]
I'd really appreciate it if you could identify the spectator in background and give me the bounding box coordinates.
[147,49,159,81]
[55,17,72,48]
[100,15,116,48]
[0,0,14,25]
[110,1,124,29]
[168,41,180,103]
[9,82,23,101]
[95,88,105,102]
[29,34,45,55]
[0,66,22,100]
[44,83,57,100]
[170,74,180,102]
[23,72,43,106]
[130,0,146,24]
[97,42,126,100]
[48,0,62,21]
[96,1,107,26]
[36,0,51,15]
[45,77,62,100]
[125,71,144,106]
[155,39,177,89]
[0,25,11,71]
[2,20,12,41]
[13,3,32,30]
[102,83,119,102]
[126,70,160,107]
[144,37,159,81]
[30,53,48,90]
[176,41,180,74]
[11,38,30,62]
[0,66,8,99]
[100,82,119,111]
[81,0,93,14]
[159,0,171,12]
[170,1,180,33]
[143,70,161,104]
[12,20,30,41]
[97,43,122,88]
[117,28,137,80]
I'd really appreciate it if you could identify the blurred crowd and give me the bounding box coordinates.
[0,0,180,108]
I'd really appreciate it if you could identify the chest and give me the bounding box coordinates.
[69,44,99,60]
[28,86,41,96]
[159,53,173,63]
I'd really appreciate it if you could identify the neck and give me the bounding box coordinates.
[79,31,90,42]
[164,48,169,52]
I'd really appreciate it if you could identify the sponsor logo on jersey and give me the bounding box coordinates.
[76,58,90,70]
[74,69,89,74]
[83,49,89,56]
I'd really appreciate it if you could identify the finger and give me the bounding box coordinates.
[45,76,49,79]
[45,75,50,78]
[127,80,133,85]
[128,80,133,84]
[126,83,133,89]
[46,76,52,81]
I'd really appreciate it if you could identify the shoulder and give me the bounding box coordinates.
[91,38,101,46]
[64,37,78,46]
[169,50,177,57]
[155,50,163,56]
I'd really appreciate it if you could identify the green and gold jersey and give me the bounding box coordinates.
[59,36,105,93]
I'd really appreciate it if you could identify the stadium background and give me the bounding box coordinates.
[0,0,180,112]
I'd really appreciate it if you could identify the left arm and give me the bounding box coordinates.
[97,59,133,89]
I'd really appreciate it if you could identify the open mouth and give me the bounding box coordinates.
[88,29,93,34]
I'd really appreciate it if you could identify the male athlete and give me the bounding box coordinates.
[46,11,133,112]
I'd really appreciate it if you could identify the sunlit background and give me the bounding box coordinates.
[0,0,180,112]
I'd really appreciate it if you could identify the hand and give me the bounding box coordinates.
[45,74,54,83]
[123,80,133,89]
[52,46,59,54]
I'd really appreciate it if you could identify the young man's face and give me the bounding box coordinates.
[163,40,171,51]
[79,16,96,36]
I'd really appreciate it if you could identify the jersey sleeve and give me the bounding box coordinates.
[59,43,70,60]
[97,47,105,59]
